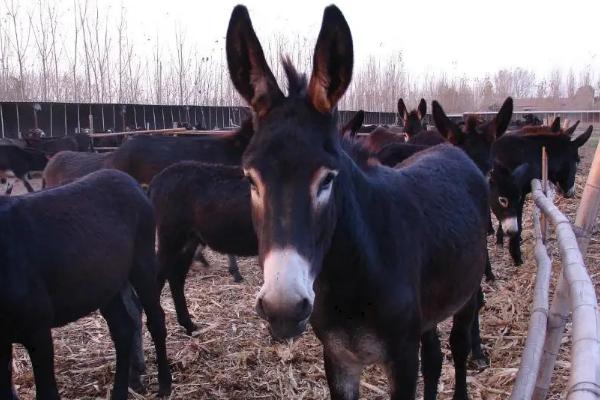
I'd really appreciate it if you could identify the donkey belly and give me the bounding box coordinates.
[41,237,135,326]
[420,243,486,330]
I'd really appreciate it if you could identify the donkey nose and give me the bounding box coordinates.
[256,296,312,322]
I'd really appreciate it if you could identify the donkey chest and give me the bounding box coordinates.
[325,329,387,366]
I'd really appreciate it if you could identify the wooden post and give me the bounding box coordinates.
[541,146,548,243]
[574,136,600,254]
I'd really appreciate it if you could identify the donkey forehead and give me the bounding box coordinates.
[244,129,340,172]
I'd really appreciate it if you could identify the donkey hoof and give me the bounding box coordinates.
[183,322,197,336]
[468,354,490,371]
[128,376,146,394]
[232,274,244,283]
[158,382,173,398]
[484,271,496,282]
[513,257,523,266]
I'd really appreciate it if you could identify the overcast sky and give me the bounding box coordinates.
[112,0,600,79]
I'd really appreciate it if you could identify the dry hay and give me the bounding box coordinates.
[10,132,600,399]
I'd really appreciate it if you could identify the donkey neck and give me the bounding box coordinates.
[325,152,407,277]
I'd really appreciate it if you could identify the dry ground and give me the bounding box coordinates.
[10,127,600,399]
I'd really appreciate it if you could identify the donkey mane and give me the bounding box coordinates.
[282,57,308,97]
[465,115,482,131]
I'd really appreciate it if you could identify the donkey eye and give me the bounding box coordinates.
[498,196,509,208]
[318,171,337,193]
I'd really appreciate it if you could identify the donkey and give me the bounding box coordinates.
[0,145,48,193]
[514,117,580,137]
[490,125,593,264]
[227,5,489,400]
[0,169,171,400]
[109,119,253,185]
[397,98,427,140]
[42,150,114,188]
[148,111,367,335]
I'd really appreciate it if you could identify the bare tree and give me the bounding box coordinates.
[566,68,576,98]
[549,69,562,99]
[4,0,31,100]
[29,0,54,101]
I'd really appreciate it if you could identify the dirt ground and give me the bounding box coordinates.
[10,127,600,399]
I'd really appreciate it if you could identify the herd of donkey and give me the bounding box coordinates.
[0,5,595,400]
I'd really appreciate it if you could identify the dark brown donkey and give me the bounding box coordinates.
[42,150,113,187]
[110,120,253,185]
[147,112,366,335]
[226,5,488,400]
[0,170,171,400]
[397,98,427,140]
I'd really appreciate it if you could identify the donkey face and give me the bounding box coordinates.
[489,163,530,235]
[433,97,513,175]
[227,5,353,339]
[398,98,426,138]
[553,126,593,197]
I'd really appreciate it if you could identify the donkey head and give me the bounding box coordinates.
[433,97,513,174]
[489,162,530,236]
[398,98,426,138]
[227,5,353,339]
[553,126,593,197]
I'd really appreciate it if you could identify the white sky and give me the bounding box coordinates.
[114,0,600,80]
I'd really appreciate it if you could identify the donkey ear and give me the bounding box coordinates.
[494,97,513,138]
[550,117,561,133]
[397,98,408,122]
[572,125,593,148]
[341,110,364,138]
[417,98,427,120]
[563,120,580,137]
[432,100,463,144]
[307,5,354,114]
[511,163,530,187]
[226,5,284,117]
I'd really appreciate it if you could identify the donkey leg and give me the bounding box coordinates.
[420,328,442,400]
[18,176,34,193]
[385,336,420,400]
[4,181,13,196]
[0,341,19,400]
[101,294,135,400]
[158,229,198,334]
[168,245,198,335]
[130,251,172,397]
[192,244,210,267]
[227,255,243,282]
[495,223,504,246]
[450,295,477,400]
[121,286,146,392]
[469,289,489,370]
[483,250,495,281]
[20,328,59,400]
[323,345,362,400]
